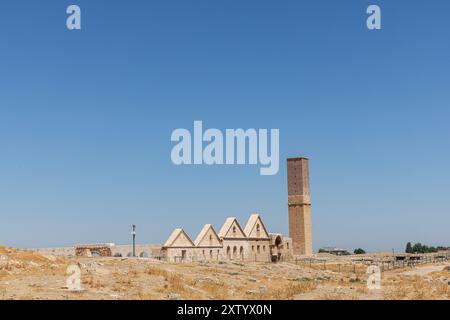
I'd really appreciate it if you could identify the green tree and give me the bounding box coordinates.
[412,243,430,253]
[406,242,413,253]
[354,248,366,255]
[408,242,442,254]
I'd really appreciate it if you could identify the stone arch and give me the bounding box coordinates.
[91,250,101,257]
[75,245,112,257]
[233,246,237,259]
[275,235,282,247]
[240,246,244,260]
[139,251,149,258]
[226,246,231,259]
[84,249,92,257]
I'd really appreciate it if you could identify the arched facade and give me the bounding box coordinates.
[161,214,293,263]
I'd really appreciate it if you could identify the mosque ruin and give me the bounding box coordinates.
[161,157,313,262]
[161,214,293,262]
[63,157,313,262]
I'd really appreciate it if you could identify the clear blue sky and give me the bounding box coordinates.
[0,1,449,252]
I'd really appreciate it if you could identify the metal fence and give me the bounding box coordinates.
[142,251,450,275]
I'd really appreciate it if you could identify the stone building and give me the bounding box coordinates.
[161,214,292,263]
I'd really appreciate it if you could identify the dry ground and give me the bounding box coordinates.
[1,246,449,300]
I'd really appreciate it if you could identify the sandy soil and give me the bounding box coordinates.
[1,246,449,300]
[400,265,448,277]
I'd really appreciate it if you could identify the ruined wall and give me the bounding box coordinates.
[32,244,161,258]
[75,245,113,257]
[112,244,162,258]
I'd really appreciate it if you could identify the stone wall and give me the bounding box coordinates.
[31,244,162,258]
[75,244,113,257]
[111,244,162,258]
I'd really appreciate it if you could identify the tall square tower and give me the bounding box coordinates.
[287,157,313,256]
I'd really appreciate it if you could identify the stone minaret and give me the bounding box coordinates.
[287,157,313,256]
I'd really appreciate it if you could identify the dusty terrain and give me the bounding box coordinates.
[1,246,449,300]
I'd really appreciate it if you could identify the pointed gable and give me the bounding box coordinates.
[244,214,270,239]
[163,228,195,248]
[194,224,222,247]
[218,217,246,239]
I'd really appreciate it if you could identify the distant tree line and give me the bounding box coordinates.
[318,247,367,255]
[405,242,449,254]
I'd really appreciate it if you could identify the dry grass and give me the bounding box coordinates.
[320,293,359,300]
[2,245,450,300]
[278,282,317,299]
[193,281,228,299]
[144,266,170,277]
[245,281,318,300]
[136,290,159,300]
[82,275,106,288]
[167,274,185,293]
[296,262,367,274]
[383,274,450,300]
